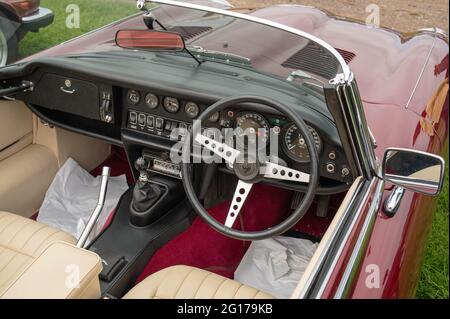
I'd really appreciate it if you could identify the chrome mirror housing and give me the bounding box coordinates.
[382,148,445,196]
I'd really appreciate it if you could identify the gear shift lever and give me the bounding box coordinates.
[135,156,150,183]
[131,157,164,218]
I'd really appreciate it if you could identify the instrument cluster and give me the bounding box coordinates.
[126,89,218,121]
[231,111,322,164]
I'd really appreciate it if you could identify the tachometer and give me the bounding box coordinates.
[235,112,270,148]
[283,123,321,163]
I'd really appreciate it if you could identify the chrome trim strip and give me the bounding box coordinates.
[416,27,449,43]
[405,36,436,109]
[334,78,378,178]
[296,177,365,298]
[313,177,378,298]
[145,0,351,81]
[333,178,384,298]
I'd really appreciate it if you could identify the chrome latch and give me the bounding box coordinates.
[383,186,405,217]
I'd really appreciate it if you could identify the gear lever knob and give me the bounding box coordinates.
[135,157,150,183]
[135,156,148,171]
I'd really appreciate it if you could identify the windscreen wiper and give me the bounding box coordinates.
[185,46,252,67]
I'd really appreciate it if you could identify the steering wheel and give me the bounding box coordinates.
[181,96,319,240]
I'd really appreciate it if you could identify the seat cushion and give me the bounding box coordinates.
[123,265,274,299]
[0,211,76,295]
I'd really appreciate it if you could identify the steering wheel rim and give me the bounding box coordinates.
[181,96,319,241]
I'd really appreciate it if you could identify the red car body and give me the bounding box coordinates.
[23,4,449,298]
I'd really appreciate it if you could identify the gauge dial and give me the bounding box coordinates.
[145,93,159,109]
[283,124,322,163]
[185,102,200,119]
[163,97,180,113]
[127,90,140,105]
[208,111,220,123]
[234,112,270,148]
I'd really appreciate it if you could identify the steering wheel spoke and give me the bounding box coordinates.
[195,133,240,166]
[225,180,253,228]
[264,162,310,183]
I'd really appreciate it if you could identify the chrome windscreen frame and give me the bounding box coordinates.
[142,0,380,298]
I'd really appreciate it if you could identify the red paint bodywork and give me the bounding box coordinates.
[25,5,449,298]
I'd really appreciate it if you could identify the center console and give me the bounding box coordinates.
[89,174,193,298]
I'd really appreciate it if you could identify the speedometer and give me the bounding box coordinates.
[235,112,270,148]
[283,123,321,163]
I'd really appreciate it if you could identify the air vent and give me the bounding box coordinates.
[167,26,213,40]
[335,48,356,63]
[282,44,356,79]
[282,42,339,79]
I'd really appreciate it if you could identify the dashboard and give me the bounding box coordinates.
[123,87,350,184]
[3,52,354,189]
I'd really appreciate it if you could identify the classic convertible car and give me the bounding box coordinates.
[0,0,447,299]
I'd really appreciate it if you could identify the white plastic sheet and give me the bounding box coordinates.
[37,158,128,244]
[234,237,318,299]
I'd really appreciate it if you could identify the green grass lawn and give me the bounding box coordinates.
[416,145,449,299]
[19,0,137,58]
[15,0,450,299]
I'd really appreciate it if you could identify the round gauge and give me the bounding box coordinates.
[145,93,159,109]
[283,123,322,163]
[163,97,180,113]
[127,90,140,105]
[235,112,270,148]
[185,102,200,119]
[208,111,220,123]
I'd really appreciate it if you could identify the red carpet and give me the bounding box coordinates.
[91,146,134,185]
[136,183,294,282]
[89,148,337,282]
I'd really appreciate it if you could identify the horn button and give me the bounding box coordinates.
[233,154,262,183]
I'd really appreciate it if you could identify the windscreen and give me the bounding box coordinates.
[0,0,347,85]
[147,1,347,83]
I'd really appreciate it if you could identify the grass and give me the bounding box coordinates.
[15,0,449,299]
[416,145,449,299]
[18,0,137,58]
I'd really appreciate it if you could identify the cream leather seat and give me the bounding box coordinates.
[0,212,272,299]
[0,211,76,295]
[123,265,274,299]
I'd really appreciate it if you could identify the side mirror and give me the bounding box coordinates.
[115,30,185,51]
[382,148,445,196]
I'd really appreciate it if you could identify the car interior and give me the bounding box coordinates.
[0,2,364,299]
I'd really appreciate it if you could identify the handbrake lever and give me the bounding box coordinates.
[77,167,111,248]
